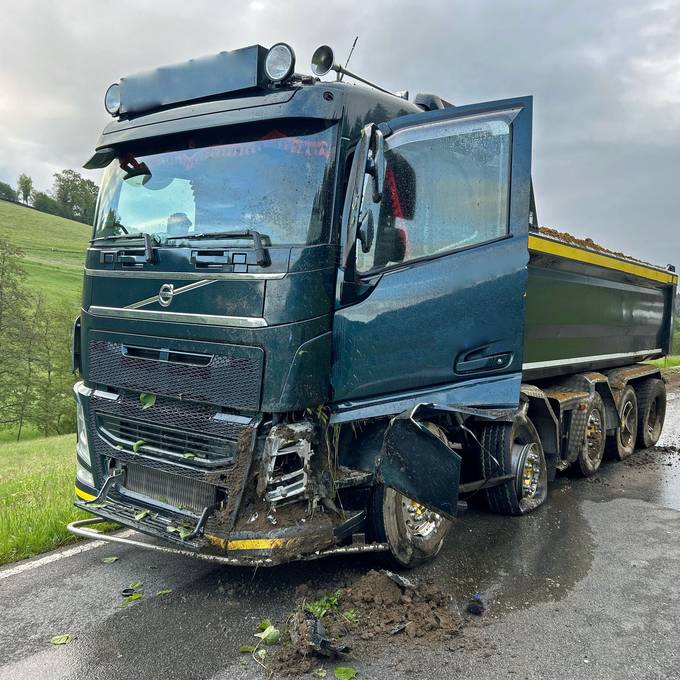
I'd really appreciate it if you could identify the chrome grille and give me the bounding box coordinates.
[124,463,217,514]
[97,413,233,462]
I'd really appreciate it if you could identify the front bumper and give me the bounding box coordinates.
[67,514,388,567]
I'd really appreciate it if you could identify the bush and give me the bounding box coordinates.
[31,191,65,217]
[0,182,17,202]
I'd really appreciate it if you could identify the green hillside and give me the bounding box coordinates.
[0,199,90,305]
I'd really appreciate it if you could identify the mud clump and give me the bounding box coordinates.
[273,570,462,676]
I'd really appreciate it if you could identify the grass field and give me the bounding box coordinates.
[647,355,680,368]
[0,434,89,565]
[0,199,89,306]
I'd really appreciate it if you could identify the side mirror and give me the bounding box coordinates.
[357,210,375,253]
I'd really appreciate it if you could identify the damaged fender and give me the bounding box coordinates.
[376,405,462,521]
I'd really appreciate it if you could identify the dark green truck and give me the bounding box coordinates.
[69,43,678,567]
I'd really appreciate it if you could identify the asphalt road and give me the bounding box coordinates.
[2,389,680,680]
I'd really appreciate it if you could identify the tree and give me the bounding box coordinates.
[0,239,30,435]
[17,174,33,204]
[52,169,99,224]
[0,181,17,201]
[32,191,64,218]
[29,299,77,436]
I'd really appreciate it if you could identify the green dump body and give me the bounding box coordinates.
[524,232,677,381]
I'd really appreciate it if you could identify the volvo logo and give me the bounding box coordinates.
[158,283,175,307]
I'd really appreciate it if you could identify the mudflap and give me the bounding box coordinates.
[376,406,462,521]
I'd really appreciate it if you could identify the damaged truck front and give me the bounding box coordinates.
[69,43,677,568]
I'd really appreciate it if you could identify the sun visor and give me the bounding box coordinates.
[83,147,117,170]
[118,45,269,117]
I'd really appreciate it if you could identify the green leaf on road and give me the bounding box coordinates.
[156,589,173,596]
[239,645,256,653]
[254,624,280,645]
[134,509,150,521]
[177,526,193,539]
[182,452,196,459]
[257,618,272,631]
[119,593,143,608]
[50,634,73,645]
[132,440,145,453]
[101,556,118,564]
[129,580,143,590]
[334,668,358,680]
[312,669,327,678]
[139,393,156,410]
[256,648,267,661]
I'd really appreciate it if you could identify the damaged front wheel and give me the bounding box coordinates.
[369,422,451,568]
[369,486,450,568]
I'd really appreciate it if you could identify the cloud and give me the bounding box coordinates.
[0,0,678,264]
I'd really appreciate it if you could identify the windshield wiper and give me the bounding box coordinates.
[166,230,270,267]
[90,232,157,264]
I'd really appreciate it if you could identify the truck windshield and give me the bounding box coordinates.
[94,122,338,245]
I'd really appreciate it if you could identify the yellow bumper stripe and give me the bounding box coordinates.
[226,539,286,551]
[528,235,678,285]
[75,486,97,502]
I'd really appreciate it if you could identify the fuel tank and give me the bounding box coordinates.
[80,242,337,412]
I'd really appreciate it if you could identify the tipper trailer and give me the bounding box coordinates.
[69,43,678,567]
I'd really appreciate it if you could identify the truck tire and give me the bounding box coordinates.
[605,385,637,460]
[367,422,451,568]
[479,414,548,516]
[576,392,607,476]
[636,378,666,449]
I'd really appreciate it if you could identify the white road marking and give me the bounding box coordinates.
[0,531,134,580]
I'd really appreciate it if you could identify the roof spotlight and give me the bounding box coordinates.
[104,83,121,116]
[265,43,296,82]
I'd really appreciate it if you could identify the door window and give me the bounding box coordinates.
[356,112,513,274]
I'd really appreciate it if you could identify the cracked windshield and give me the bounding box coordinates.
[94,122,337,245]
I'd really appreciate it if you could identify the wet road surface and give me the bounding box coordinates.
[2,390,680,679]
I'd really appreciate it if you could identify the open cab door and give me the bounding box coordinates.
[334,97,533,517]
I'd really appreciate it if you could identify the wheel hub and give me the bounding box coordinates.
[401,498,442,539]
[620,400,635,448]
[513,442,542,499]
[586,409,604,463]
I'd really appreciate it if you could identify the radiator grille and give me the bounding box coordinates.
[97,413,232,461]
[88,339,263,409]
[124,463,217,514]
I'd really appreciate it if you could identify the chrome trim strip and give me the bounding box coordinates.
[522,349,662,371]
[85,268,285,281]
[74,381,120,400]
[126,280,216,309]
[88,305,268,327]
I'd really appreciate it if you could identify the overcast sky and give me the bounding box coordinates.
[0,0,678,264]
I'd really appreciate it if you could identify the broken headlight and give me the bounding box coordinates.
[260,423,314,503]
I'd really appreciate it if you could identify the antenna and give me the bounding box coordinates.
[339,36,359,81]
[311,44,393,95]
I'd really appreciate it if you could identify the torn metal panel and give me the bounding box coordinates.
[377,406,461,521]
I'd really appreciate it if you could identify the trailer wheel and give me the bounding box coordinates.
[479,414,548,516]
[636,378,666,449]
[368,423,451,568]
[605,386,638,460]
[576,392,607,476]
